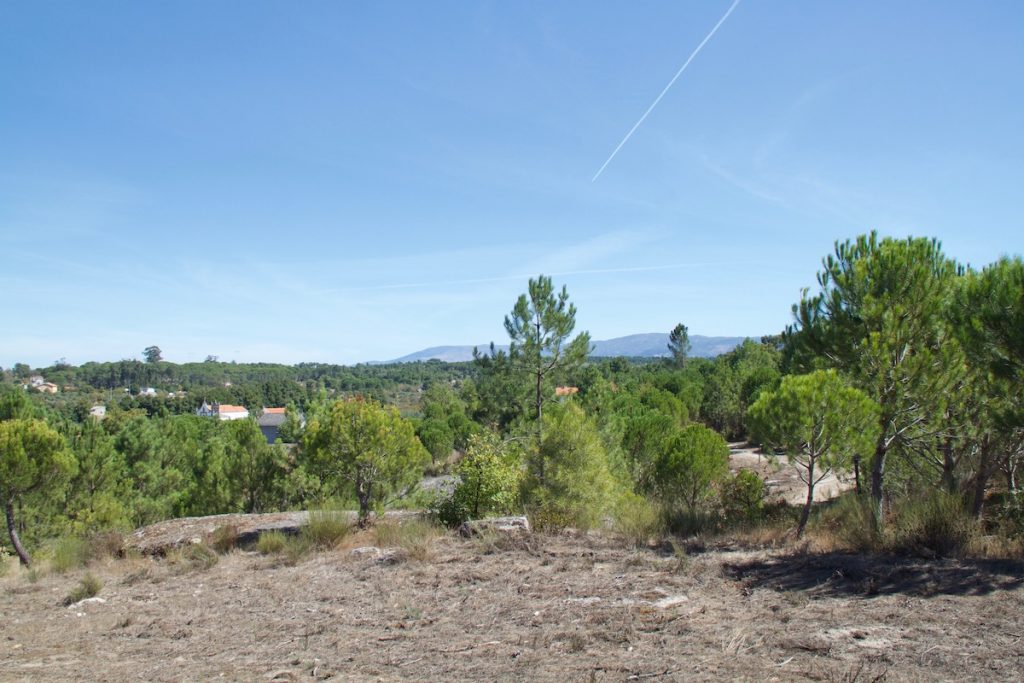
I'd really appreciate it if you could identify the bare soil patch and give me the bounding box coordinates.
[3,531,1023,681]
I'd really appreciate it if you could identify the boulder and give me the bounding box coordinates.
[458,516,531,537]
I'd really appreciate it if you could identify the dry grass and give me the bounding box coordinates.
[2,529,1023,681]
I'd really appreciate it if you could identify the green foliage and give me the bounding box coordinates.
[613,492,665,547]
[49,536,89,573]
[500,275,591,445]
[443,431,523,525]
[748,370,880,535]
[142,346,163,363]
[62,572,103,606]
[700,339,781,440]
[0,418,77,566]
[788,232,963,525]
[668,323,691,367]
[303,398,430,522]
[720,470,767,523]
[653,423,730,513]
[523,403,620,530]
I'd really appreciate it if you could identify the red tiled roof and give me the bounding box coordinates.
[218,405,248,413]
[263,407,286,414]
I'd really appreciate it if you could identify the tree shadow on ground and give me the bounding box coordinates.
[724,551,1024,598]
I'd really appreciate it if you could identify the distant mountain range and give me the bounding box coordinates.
[384,333,751,364]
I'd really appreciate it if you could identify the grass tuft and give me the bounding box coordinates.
[255,530,288,555]
[49,536,89,574]
[302,510,352,549]
[62,572,103,606]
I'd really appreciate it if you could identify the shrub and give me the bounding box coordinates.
[812,493,881,552]
[256,530,288,555]
[302,510,351,549]
[62,572,102,606]
[889,492,979,558]
[167,543,219,572]
[49,536,89,574]
[653,424,730,513]
[663,508,723,537]
[87,531,125,561]
[613,493,665,547]
[523,403,621,530]
[434,431,523,527]
[281,535,312,565]
[720,470,767,524]
[210,524,239,554]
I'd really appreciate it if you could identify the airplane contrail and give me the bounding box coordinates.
[591,0,743,182]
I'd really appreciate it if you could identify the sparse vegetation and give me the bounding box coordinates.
[255,530,288,554]
[302,510,352,549]
[62,572,102,606]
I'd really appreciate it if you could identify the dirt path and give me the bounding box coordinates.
[3,532,1022,681]
[729,442,855,506]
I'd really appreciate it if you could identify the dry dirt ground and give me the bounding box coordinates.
[3,530,1023,682]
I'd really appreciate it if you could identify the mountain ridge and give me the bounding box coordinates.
[383,333,752,363]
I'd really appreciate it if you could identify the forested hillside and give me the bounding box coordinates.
[2,232,1023,568]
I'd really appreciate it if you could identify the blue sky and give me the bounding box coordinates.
[2,1,1022,366]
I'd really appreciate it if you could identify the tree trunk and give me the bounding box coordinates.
[870,439,887,531]
[940,435,957,494]
[971,439,994,519]
[5,499,31,568]
[797,459,815,538]
[853,455,861,495]
[535,368,544,483]
[355,470,371,527]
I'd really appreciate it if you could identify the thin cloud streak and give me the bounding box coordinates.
[334,261,737,293]
[591,0,743,182]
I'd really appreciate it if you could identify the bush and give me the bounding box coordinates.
[653,424,730,513]
[434,431,523,527]
[210,524,239,554]
[663,507,723,537]
[889,492,978,558]
[49,536,89,574]
[87,531,125,561]
[63,572,103,606]
[613,493,665,547]
[167,543,219,572]
[302,510,351,549]
[720,470,767,524]
[255,530,288,555]
[812,493,881,552]
[523,404,621,530]
[526,504,576,533]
